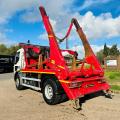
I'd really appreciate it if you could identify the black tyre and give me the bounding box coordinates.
[15,74,24,90]
[42,78,64,105]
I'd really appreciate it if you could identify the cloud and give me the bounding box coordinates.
[0,0,74,44]
[0,31,16,45]
[72,44,104,58]
[77,12,120,40]
[20,0,74,26]
[20,8,40,23]
[38,32,47,40]
[0,0,119,46]
[0,27,15,45]
[40,0,74,17]
[18,0,120,41]
[78,0,111,11]
[0,0,40,24]
[38,10,120,41]
[72,44,120,59]
[0,0,119,40]
[72,44,101,54]
[38,18,57,40]
[0,17,7,24]
[0,32,8,43]
[0,0,40,45]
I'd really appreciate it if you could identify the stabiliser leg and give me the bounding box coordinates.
[71,98,82,110]
[103,90,113,99]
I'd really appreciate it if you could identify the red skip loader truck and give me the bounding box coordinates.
[14,6,111,109]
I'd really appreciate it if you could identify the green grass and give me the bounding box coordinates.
[105,71,120,91]
[105,71,120,83]
[111,85,120,91]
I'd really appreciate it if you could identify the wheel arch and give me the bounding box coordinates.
[40,74,64,94]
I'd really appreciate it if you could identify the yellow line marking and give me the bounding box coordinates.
[59,80,70,83]
[58,65,65,69]
[21,70,55,74]
[48,35,54,38]
[51,60,55,64]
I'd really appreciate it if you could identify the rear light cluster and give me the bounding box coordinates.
[68,79,106,88]
[68,82,82,88]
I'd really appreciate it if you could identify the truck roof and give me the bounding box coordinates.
[19,43,49,49]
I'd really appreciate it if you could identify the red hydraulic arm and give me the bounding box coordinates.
[39,6,69,79]
[39,6,103,78]
[72,18,103,72]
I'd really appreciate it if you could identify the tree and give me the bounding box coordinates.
[96,50,104,64]
[0,44,20,55]
[97,44,120,64]
[109,44,120,56]
[0,44,9,55]
[8,45,20,55]
[103,43,110,57]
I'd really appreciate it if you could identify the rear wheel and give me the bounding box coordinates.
[45,84,54,100]
[42,77,68,105]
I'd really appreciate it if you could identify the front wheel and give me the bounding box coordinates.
[15,73,24,90]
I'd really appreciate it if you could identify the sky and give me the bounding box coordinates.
[0,0,120,54]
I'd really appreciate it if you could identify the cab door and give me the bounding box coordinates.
[14,48,25,73]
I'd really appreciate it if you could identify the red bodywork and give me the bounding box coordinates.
[21,6,110,100]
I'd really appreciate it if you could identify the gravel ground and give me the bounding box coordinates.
[0,72,13,80]
[0,73,120,120]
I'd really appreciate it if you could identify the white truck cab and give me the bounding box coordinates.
[14,48,26,73]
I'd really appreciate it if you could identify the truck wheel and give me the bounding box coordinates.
[42,78,61,105]
[15,74,24,90]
